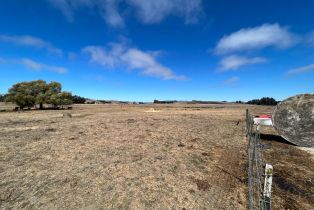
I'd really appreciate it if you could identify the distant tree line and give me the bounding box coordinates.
[190,100,225,104]
[247,97,278,106]
[98,100,112,104]
[71,95,87,104]
[4,80,73,109]
[235,100,244,104]
[154,100,178,104]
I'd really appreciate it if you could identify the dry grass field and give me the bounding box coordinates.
[0,103,313,209]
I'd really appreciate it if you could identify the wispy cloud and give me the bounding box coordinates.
[83,43,126,68]
[46,0,203,27]
[127,0,203,24]
[305,31,314,46]
[0,57,67,74]
[286,63,314,75]
[21,58,68,74]
[121,48,186,80]
[83,42,186,80]
[218,55,267,71]
[48,0,123,27]
[215,23,298,54]
[48,0,117,22]
[47,0,75,22]
[223,76,240,85]
[103,0,125,27]
[0,35,63,56]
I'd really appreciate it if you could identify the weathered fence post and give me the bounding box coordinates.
[261,164,273,210]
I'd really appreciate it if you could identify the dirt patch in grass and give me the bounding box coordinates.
[194,179,211,191]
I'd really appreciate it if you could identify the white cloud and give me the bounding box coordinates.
[218,55,266,71]
[287,63,314,75]
[83,43,125,68]
[121,48,186,80]
[48,0,123,27]
[21,59,68,74]
[21,59,43,71]
[47,0,75,22]
[103,0,125,27]
[306,32,314,46]
[46,0,202,27]
[0,35,63,56]
[127,0,202,24]
[0,57,67,74]
[83,42,186,80]
[215,23,298,54]
[223,76,239,85]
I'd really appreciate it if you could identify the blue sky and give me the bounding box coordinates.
[0,0,313,102]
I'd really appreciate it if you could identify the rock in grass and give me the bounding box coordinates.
[272,94,314,147]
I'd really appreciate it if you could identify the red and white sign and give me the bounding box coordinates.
[254,115,273,126]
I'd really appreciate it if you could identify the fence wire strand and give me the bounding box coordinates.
[246,110,271,210]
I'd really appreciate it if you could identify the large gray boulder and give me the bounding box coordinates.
[272,94,314,147]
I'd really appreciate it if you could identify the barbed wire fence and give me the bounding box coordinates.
[246,109,273,210]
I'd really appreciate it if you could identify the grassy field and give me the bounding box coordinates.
[0,103,313,209]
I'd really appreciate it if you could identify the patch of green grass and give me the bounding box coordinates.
[190,154,206,169]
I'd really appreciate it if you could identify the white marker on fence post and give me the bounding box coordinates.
[262,163,273,210]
